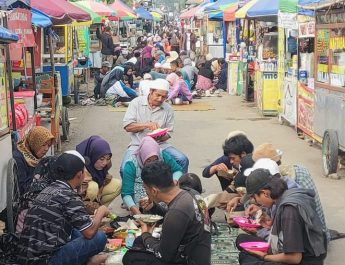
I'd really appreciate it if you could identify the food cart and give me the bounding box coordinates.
[307,3,345,175]
[0,24,20,232]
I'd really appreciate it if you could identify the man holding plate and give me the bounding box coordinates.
[121,78,189,176]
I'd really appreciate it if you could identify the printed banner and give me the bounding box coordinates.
[7,8,35,61]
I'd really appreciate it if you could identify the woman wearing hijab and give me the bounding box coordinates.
[166,72,193,103]
[123,63,134,88]
[13,126,55,195]
[196,60,214,92]
[76,136,121,210]
[121,136,183,215]
[100,66,124,97]
[106,69,137,105]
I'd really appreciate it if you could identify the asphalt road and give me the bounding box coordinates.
[63,93,345,265]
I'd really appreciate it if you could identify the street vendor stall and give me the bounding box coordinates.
[31,0,91,101]
[0,25,18,216]
[301,2,345,175]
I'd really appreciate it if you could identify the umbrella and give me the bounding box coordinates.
[235,0,259,18]
[180,5,200,19]
[224,4,239,21]
[70,2,103,24]
[247,0,279,17]
[135,6,153,20]
[72,0,117,17]
[151,11,162,21]
[32,7,53,28]
[31,0,91,25]
[108,0,136,20]
[205,0,238,12]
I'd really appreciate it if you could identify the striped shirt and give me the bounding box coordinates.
[17,180,92,264]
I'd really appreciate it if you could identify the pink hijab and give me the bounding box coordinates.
[134,136,161,168]
[166,73,179,88]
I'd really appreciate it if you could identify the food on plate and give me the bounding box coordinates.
[133,214,163,224]
[254,209,263,225]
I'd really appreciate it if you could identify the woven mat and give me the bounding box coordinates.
[211,223,239,265]
[107,101,215,112]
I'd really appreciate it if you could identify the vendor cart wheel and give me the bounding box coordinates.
[322,130,339,176]
[61,106,70,142]
[6,158,20,233]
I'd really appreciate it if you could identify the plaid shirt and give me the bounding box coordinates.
[293,165,330,242]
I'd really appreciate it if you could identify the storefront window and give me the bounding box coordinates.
[329,28,345,87]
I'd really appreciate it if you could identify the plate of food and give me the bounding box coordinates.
[239,242,269,252]
[147,128,169,138]
[233,217,261,228]
[133,214,163,224]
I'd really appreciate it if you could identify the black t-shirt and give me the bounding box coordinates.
[142,190,211,265]
[280,205,326,265]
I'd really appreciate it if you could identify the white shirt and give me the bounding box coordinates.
[106,81,129,98]
[138,80,153,97]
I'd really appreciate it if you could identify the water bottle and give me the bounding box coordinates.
[125,230,135,248]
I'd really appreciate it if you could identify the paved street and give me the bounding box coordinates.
[63,93,345,265]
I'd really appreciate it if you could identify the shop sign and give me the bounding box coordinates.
[76,28,90,56]
[263,72,278,80]
[316,30,329,54]
[7,8,36,61]
[278,12,298,30]
[329,36,345,50]
[298,21,315,38]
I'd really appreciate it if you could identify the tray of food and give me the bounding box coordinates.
[133,214,163,224]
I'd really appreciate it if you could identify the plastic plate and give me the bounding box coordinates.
[239,242,269,252]
[233,217,261,228]
[147,128,169,138]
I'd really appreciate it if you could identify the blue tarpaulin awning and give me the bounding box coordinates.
[205,0,237,12]
[32,8,52,28]
[247,0,278,17]
[0,26,18,42]
[135,6,153,20]
[0,0,29,8]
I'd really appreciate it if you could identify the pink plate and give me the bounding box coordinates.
[239,242,269,252]
[233,217,261,228]
[147,128,169,138]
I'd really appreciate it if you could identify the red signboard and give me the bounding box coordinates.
[7,8,36,61]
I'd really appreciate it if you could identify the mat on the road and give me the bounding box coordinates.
[107,101,215,112]
[211,223,239,264]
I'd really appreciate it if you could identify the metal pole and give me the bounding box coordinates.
[3,14,16,131]
[29,47,37,110]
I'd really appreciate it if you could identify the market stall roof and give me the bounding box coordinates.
[186,0,204,4]
[247,0,279,17]
[298,0,336,10]
[180,5,200,19]
[151,11,162,21]
[32,7,52,28]
[70,2,102,24]
[205,0,238,12]
[208,11,223,20]
[71,1,117,17]
[135,6,153,20]
[0,26,18,42]
[31,0,91,25]
[235,0,259,18]
[108,0,136,21]
[224,4,239,21]
[195,2,216,18]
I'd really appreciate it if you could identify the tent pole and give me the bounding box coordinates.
[3,14,16,132]
[29,47,37,110]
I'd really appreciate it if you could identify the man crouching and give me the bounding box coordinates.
[123,161,211,265]
[17,151,109,265]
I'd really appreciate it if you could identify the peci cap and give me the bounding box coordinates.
[54,150,89,181]
[252,143,283,162]
[244,158,280,177]
[149,79,170,92]
[246,169,272,197]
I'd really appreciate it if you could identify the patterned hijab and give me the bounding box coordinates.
[16,126,55,167]
[134,136,161,168]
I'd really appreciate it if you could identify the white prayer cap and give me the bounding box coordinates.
[149,79,170,92]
